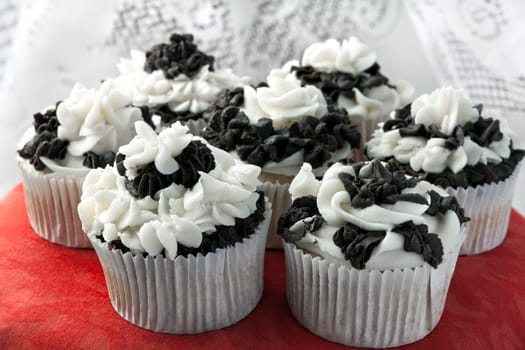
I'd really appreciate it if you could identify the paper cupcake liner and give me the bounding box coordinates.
[447,164,521,255]
[352,115,388,162]
[90,205,271,334]
[184,118,208,136]
[258,181,290,249]
[17,158,91,248]
[283,231,465,348]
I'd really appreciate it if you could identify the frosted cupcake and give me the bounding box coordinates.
[202,67,361,248]
[114,33,249,135]
[278,160,467,348]
[367,86,524,255]
[17,79,147,247]
[78,121,270,333]
[277,37,413,156]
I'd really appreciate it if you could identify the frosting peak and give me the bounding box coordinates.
[243,70,327,127]
[302,37,377,74]
[411,87,478,135]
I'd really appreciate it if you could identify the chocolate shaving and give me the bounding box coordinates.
[277,196,321,243]
[117,140,216,198]
[202,88,361,168]
[292,63,393,105]
[144,33,214,79]
[83,151,116,169]
[333,222,386,269]
[18,103,70,170]
[392,221,443,268]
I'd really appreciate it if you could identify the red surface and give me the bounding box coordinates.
[1,183,525,350]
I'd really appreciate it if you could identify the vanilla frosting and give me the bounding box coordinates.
[242,71,327,127]
[282,161,464,270]
[367,86,515,174]
[22,80,143,176]
[297,37,414,121]
[79,121,264,259]
[116,50,249,115]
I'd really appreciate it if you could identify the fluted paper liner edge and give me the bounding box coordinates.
[17,157,91,248]
[447,163,521,255]
[258,181,290,249]
[283,230,465,348]
[90,205,271,334]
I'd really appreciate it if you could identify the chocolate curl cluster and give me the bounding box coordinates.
[203,89,361,168]
[392,221,444,268]
[18,103,69,170]
[116,140,215,198]
[333,223,386,269]
[277,196,324,243]
[341,160,425,209]
[292,63,391,104]
[144,33,214,79]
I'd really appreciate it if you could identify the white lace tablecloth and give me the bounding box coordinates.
[1,0,523,214]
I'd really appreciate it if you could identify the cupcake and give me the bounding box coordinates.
[278,160,467,348]
[114,33,249,135]
[367,86,524,255]
[17,79,147,247]
[278,36,413,156]
[78,120,270,333]
[202,66,361,248]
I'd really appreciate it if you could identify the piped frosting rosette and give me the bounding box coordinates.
[114,33,249,134]
[278,160,467,347]
[16,79,148,247]
[202,66,361,248]
[366,86,524,254]
[277,37,414,152]
[78,120,270,333]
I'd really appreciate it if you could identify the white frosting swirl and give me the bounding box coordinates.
[411,86,478,135]
[116,50,249,113]
[242,70,327,128]
[119,121,192,178]
[288,162,462,270]
[302,37,377,74]
[367,87,515,173]
[57,79,142,157]
[78,125,263,259]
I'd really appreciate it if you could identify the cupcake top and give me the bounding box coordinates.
[366,86,525,188]
[114,33,249,128]
[202,66,361,176]
[278,160,468,270]
[78,121,266,259]
[280,37,413,121]
[18,79,148,176]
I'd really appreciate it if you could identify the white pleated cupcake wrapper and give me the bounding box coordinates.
[258,181,290,249]
[283,231,465,348]
[184,118,208,136]
[90,206,271,334]
[352,114,388,162]
[447,164,521,255]
[17,158,91,248]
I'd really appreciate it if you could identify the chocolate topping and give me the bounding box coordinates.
[102,191,266,258]
[149,104,204,125]
[202,89,361,168]
[277,196,323,243]
[144,33,214,79]
[83,151,116,169]
[338,160,424,209]
[425,190,470,224]
[292,63,393,104]
[384,153,524,189]
[333,222,386,269]
[18,103,69,170]
[117,140,215,198]
[391,221,443,268]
